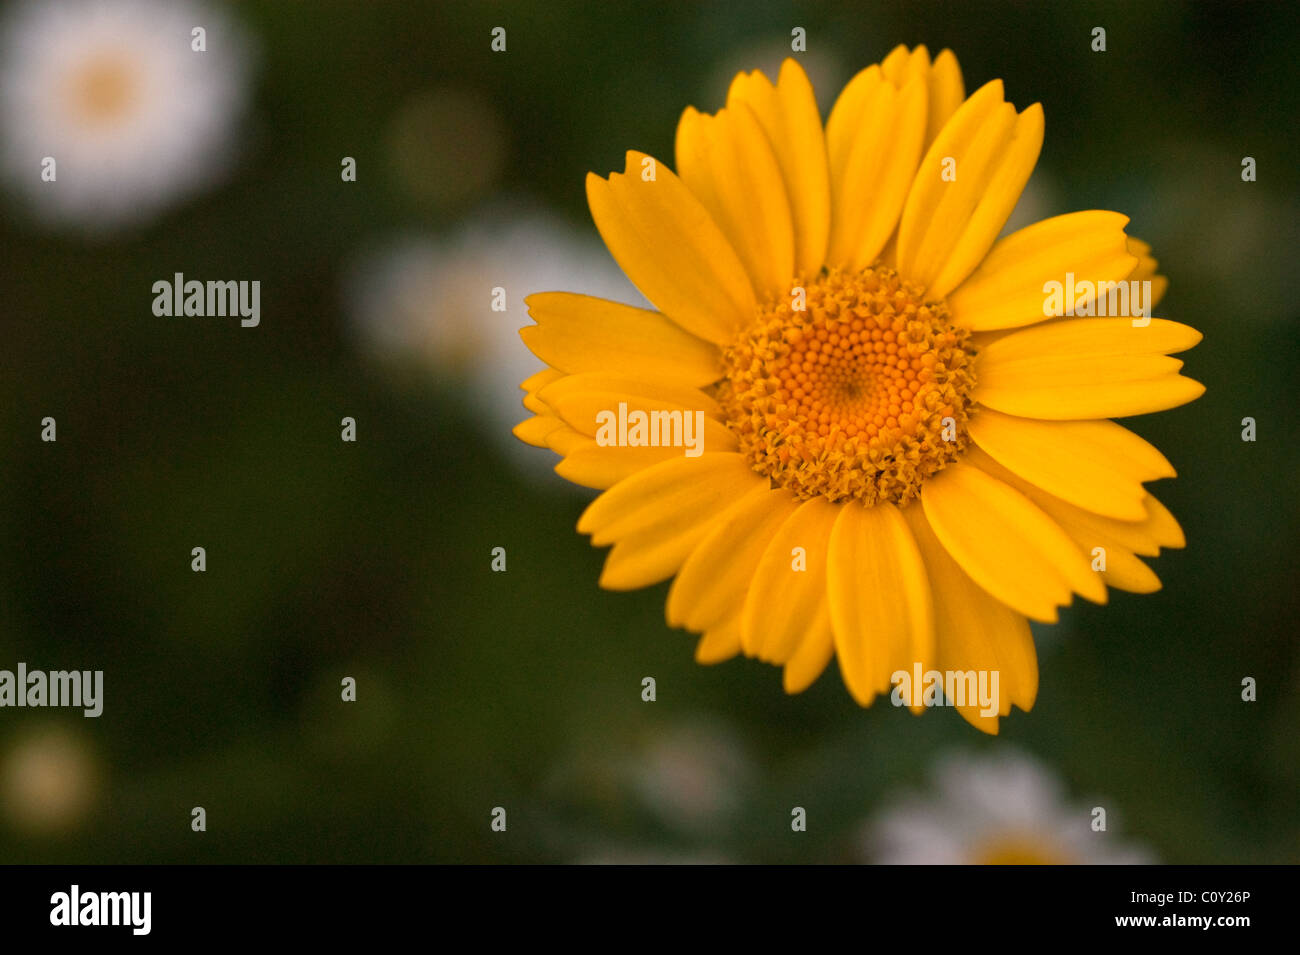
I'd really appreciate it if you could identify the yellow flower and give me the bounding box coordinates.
[514,46,1203,733]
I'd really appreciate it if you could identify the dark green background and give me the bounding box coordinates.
[1,0,1296,863]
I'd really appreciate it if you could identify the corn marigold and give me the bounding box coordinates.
[514,47,1202,732]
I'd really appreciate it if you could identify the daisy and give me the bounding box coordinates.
[864,748,1152,864]
[515,47,1202,732]
[0,0,251,232]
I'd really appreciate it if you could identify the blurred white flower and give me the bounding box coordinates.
[864,748,1152,864]
[0,0,252,232]
[343,203,645,476]
[0,723,100,835]
[624,720,751,835]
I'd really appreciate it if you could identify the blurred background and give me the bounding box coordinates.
[0,0,1296,863]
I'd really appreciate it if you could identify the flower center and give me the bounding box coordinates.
[719,266,977,506]
[67,53,137,125]
[971,832,1072,865]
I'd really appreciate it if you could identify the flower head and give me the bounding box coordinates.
[0,0,252,232]
[515,47,1202,732]
[864,748,1152,864]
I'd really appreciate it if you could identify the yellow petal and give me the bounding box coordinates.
[825,62,928,270]
[577,455,762,591]
[724,59,830,275]
[897,79,1044,299]
[551,409,734,461]
[1031,489,1169,559]
[966,448,1162,594]
[782,610,834,693]
[977,359,1204,419]
[667,484,800,632]
[827,502,935,709]
[878,44,965,150]
[903,504,1038,733]
[920,461,1106,622]
[896,80,1005,271]
[555,441,705,490]
[675,103,795,299]
[979,317,1202,363]
[926,104,1043,299]
[582,454,759,548]
[513,414,565,448]
[521,368,564,395]
[925,49,965,149]
[544,423,589,457]
[824,66,877,187]
[586,151,756,345]
[946,211,1139,331]
[1127,236,1168,309]
[741,497,839,662]
[522,389,549,414]
[535,374,721,411]
[965,444,1182,562]
[974,318,1205,418]
[1088,541,1162,594]
[535,372,727,443]
[1142,492,1185,549]
[520,293,722,387]
[968,409,1173,521]
[695,610,743,664]
[536,370,720,413]
[880,44,930,88]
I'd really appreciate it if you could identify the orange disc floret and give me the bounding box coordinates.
[720,265,978,505]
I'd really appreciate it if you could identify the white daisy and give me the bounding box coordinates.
[865,748,1152,864]
[343,202,645,476]
[0,0,252,232]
